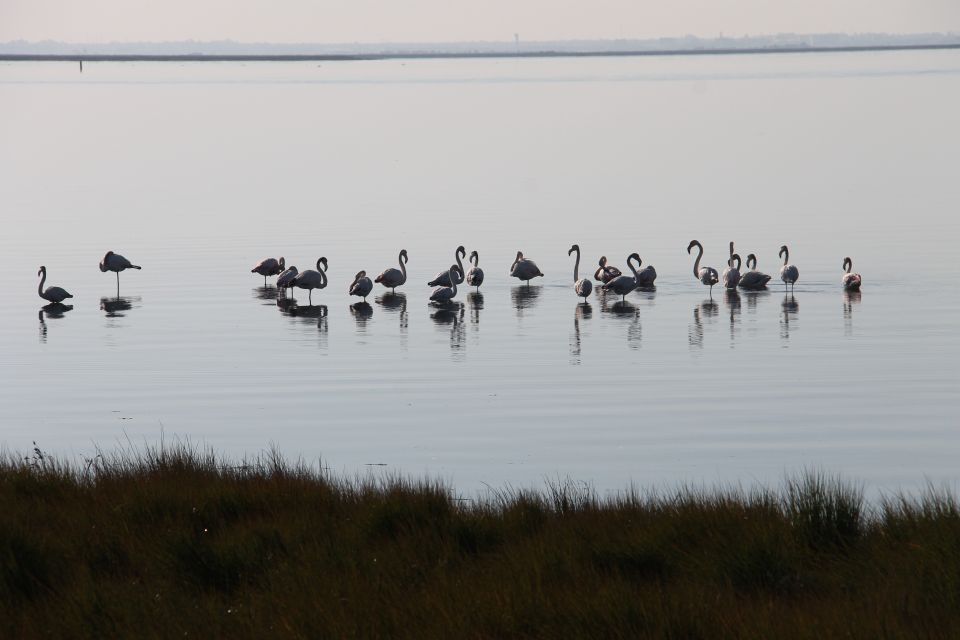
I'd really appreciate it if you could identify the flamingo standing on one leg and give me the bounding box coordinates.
[687,240,719,296]
[292,258,328,305]
[349,270,373,302]
[602,253,641,302]
[842,257,862,291]
[779,245,799,293]
[99,251,141,289]
[375,249,408,292]
[465,251,484,291]
[509,251,543,284]
[568,244,593,301]
[251,257,285,285]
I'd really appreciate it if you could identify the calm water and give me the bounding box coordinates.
[2,52,959,495]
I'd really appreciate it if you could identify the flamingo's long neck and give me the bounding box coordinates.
[782,248,789,266]
[692,245,702,278]
[573,249,580,282]
[628,255,640,281]
[449,267,458,296]
[512,252,522,270]
[38,269,46,297]
[845,259,852,274]
[398,253,407,284]
[455,249,464,277]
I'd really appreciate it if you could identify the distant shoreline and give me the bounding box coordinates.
[3,42,960,62]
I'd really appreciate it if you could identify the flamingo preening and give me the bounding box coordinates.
[842,257,862,291]
[779,245,800,292]
[593,256,622,284]
[37,266,73,303]
[349,270,373,301]
[375,249,408,292]
[465,251,484,290]
[251,257,285,285]
[292,258,328,305]
[687,240,719,295]
[568,244,593,300]
[509,251,543,284]
[276,265,300,297]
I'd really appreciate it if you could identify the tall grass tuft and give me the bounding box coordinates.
[2,445,959,638]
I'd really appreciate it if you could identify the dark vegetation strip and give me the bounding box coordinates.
[2,43,960,63]
[2,443,960,638]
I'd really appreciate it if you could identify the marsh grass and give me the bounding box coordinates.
[2,443,959,638]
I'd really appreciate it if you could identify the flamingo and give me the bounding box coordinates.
[251,257,285,285]
[276,265,299,297]
[99,251,141,287]
[593,256,622,284]
[568,244,593,300]
[465,250,484,290]
[738,254,772,290]
[602,253,641,302]
[349,270,373,301]
[428,246,465,287]
[687,240,719,295]
[430,265,459,303]
[509,250,543,284]
[721,242,740,289]
[634,256,657,287]
[375,249,408,292]
[37,266,73,304]
[292,257,328,305]
[779,245,799,292]
[842,257,862,291]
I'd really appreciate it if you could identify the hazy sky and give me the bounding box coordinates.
[2,0,959,43]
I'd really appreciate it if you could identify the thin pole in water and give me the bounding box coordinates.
[79,60,83,73]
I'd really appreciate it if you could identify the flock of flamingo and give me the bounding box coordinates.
[35,243,863,307]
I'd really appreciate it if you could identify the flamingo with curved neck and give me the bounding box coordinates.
[510,250,544,284]
[593,256,622,284]
[349,270,373,301]
[738,254,771,290]
[375,249,408,292]
[465,250,484,290]
[779,245,799,292]
[568,244,593,300]
[601,252,641,302]
[428,246,465,287]
[687,240,719,295]
[842,257,862,291]
[721,241,741,289]
[292,257,328,305]
[430,265,459,303]
[37,266,73,304]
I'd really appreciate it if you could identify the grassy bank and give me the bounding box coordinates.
[2,444,959,638]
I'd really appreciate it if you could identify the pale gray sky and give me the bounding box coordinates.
[2,0,958,43]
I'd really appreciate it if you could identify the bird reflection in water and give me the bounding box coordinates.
[467,291,484,327]
[689,298,719,350]
[431,301,465,356]
[100,296,140,318]
[511,285,542,317]
[780,294,799,343]
[38,303,73,343]
[843,290,861,336]
[252,286,279,305]
[377,292,408,349]
[724,289,741,345]
[743,289,769,313]
[600,297,642,349]
[350,302,373,332]
[570,302,591,364]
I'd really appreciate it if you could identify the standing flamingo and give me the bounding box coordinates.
[509,251,543,284]
[430,265,459,303]
[251,257,285,285]
[687,240,719,295]
[634,255,657,287]
[276,265,299,297]
[842,257,862,291]
[738,254,772,290]
[593,256,622,284]
[292,257,328,305]
[602,253,641,302]
[428,246,465,287]
[37,266,73,303]
[465,251,484,290]
[349,270,373,301]
[375,249,408,292]
[721,242,741,289]
[779,245,799,292]
[568,245,593,300]
[99,251,141,288]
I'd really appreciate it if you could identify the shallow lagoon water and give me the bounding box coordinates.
[1,51,959,495]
